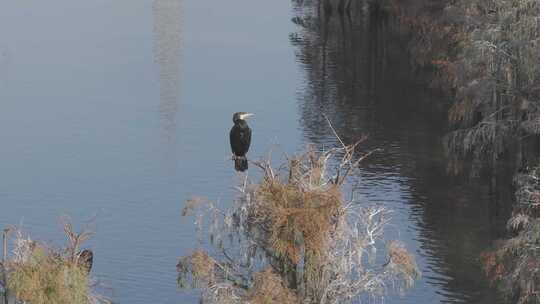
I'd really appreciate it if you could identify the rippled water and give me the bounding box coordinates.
[0,0,510,303]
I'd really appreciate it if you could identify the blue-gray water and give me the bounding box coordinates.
[0,0,508,303]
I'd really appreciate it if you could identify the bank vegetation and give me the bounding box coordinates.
[387,0,540,301]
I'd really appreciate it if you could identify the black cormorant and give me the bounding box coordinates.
[230,112,253,172]
[77,249,93,273]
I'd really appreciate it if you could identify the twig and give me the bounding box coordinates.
[337,148,380,185]
[323,113,346,149]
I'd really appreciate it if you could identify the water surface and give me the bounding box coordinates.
[0,0,508,303]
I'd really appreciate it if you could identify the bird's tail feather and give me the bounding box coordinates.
[234,156,248,172]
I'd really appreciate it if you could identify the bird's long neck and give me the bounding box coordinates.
[235,120,248,127]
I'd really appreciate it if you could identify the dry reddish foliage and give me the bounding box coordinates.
[176,250,217,288]
[246,268,299,304]
[256,175,342,264]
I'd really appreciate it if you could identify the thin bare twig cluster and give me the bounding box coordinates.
[179,135,419,303]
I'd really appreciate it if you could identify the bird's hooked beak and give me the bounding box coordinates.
[240,113,254,120]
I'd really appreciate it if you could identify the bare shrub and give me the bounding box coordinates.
[178,143,419,303]
[1,221,110,304]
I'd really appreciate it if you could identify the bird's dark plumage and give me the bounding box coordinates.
[77,249,93,273]
[230,112,253,172]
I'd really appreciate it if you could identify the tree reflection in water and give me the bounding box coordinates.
[290,1,509,303]
[153,0,183,146]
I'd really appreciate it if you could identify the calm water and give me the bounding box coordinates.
[0,0,509,303]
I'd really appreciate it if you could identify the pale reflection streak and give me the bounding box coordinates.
[152,0,183,143]
[0,45,12,84]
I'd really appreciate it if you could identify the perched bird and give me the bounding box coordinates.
[230,112,253,172]
[77,249,93,274]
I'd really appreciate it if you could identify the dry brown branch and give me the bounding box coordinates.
[179,143,419,303]
[60,216,93,265]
